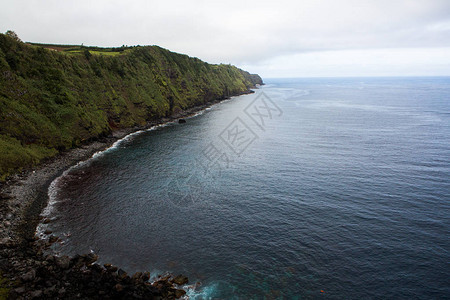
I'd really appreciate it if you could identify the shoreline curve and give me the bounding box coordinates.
[0,89,255,299]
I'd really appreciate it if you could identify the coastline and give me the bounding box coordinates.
[0,90,255,298]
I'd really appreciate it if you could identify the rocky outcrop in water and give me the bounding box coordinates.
[1,238,188,299]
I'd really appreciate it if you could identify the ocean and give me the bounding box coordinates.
[39,77,450,299]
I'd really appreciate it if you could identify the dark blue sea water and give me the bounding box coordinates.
[40,77,450,299]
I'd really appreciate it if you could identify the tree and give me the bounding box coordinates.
[5,30,22,42]
[83,49,92,60]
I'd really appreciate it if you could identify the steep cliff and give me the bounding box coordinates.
[0,34,263,180]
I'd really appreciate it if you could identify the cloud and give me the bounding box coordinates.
[1,0,450,76]
[241,47,450,77]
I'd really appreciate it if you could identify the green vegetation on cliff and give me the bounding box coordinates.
[0,272,8,300]
[0,34,262,180]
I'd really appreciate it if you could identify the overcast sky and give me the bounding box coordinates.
[1,0,450,77]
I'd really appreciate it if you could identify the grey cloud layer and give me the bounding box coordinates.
[1,0,449,76]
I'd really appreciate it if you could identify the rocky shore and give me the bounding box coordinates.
[0,93,253,299]
[2,243,188,299]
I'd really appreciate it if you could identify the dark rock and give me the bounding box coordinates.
[45,280,53,287]
[178,119,186,124]
[90,263,103,273]
[44,285,56,295]
[172,274,188,285]
[21,269,36,282]
[13,286,26,294]
[70,254,85,268]
[44,229,52,235]
[85,253,98,264]
[141,271,150,282]
[132,271,143,281]
[175,289,187,298]
[30,290,43,298]
[0,237,12,247]
[114,283,124,292]
[118,268,127,277]
[58,287,66,295]
[104,263,118,272]
[48,235,58,243]
[55,255,71,269]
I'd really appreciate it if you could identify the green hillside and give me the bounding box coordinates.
[0,34,262,180]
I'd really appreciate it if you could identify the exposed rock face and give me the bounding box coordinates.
[240,71,264,86]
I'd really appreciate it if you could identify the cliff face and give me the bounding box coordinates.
[0,34,263,180]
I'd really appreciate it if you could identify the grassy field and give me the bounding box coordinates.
[27,42,132,56]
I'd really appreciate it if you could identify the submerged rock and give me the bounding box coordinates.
[48,235,58,244]
[178,118,186,124]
